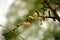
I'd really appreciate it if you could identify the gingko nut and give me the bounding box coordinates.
[33,11,39,19]
[23,22,31,26]
[55,4,59,10]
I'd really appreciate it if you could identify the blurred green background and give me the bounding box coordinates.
[2,0,60,40]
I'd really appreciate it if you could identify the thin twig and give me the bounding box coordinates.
[44,0,60,22]
[0,24,25,40]
[39,16,55,18]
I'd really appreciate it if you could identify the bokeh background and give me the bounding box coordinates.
[0,0,60,40]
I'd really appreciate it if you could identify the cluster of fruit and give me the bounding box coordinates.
[22,11,39,27]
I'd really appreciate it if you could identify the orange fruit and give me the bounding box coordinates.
[23,22,31,26]
[33,12,39,19]
[55,4,59,10]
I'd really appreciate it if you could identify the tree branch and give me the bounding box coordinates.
[39,16,55,18]
[44,0,60,22]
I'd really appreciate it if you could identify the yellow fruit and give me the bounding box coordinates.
[29,11,39,20]
[23,22,31,26]
[33,12,39,19]
[33,12,38,17]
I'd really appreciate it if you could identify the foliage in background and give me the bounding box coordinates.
[2,0,60,40]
